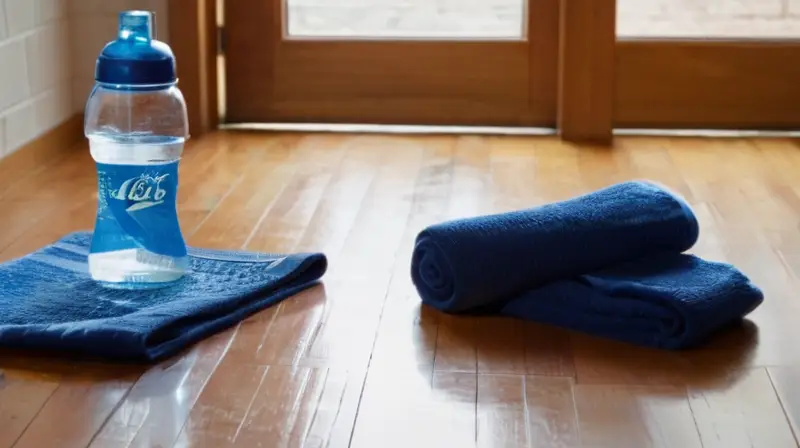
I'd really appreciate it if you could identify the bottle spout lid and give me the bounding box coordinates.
[94,10,176,87]
[119,11,154,42]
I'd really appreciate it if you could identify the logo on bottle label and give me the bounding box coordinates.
[92,161,187,259]
[111,173,170,212]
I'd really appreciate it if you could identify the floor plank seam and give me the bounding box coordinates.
[8,380,59,448]
[766,368,800,448]
[83,379,139,448]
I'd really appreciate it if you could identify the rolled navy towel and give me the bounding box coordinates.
[411,180,700,313]
[499,253,763,349]
[409,180,763,349]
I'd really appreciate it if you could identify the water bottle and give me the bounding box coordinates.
[84,10,189,288]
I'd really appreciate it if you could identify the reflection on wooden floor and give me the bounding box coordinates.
[1,132,800,447]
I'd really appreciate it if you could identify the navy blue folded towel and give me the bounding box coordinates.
[410,181,763,349]
[0,231,327,361]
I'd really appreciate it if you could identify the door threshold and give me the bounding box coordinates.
[615,128,800,138]
[220,122,557,136]
[219,122,800,139]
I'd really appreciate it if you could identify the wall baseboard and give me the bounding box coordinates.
[0,114,85,197]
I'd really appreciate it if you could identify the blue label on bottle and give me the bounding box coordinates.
[92,160,187,258]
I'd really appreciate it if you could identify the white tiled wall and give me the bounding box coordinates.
[0,0,71,159]
[69,0,169,114]
[0,0,169,161]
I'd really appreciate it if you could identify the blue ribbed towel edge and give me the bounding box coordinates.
[0,231,327,362]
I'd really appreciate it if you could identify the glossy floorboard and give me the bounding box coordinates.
[1,131,800,447]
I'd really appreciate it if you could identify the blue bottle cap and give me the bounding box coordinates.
[95,11,176,86]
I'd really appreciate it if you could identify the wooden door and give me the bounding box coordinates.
[219,0,800,136]
[223,0,559,127]
[614,0,800,130]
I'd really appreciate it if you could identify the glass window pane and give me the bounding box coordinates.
[287,0,526,38]
[617,0,800,38]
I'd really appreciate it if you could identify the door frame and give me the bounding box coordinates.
[167,0,613,142]
[167,0,800,145]
[222,1,561,129]
[166,0,219,139]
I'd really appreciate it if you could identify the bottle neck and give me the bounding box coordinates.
[118,11,154,43]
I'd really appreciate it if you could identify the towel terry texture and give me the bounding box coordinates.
[410,180,763,349]
[0,231,327,361]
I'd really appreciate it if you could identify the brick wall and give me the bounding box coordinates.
[0,0,71,159]
[0,0,169,161]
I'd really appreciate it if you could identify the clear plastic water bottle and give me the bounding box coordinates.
[84,11,189,288]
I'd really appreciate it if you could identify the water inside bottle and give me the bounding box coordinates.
[88,135,189,288]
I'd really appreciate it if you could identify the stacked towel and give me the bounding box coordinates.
[410,181,763,349]
[0,231,327,361]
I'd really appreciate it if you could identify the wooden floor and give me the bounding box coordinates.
[1,131,800,447]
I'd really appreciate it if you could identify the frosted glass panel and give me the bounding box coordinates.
[618,0,800,38]
[286,0,526,38]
